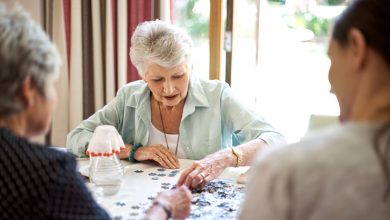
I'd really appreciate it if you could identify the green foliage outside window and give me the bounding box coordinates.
[176,0,208,39]
[288,12,330,37]
[272,0,346,38]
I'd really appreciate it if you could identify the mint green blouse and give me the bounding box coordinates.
[66,76,285,159]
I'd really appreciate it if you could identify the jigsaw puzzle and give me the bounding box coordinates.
[109,166,245,220]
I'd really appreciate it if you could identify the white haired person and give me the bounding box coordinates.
[239,0,390,219]
[0,5,109,219]
[0,6,191,220]
[67,20,285,189]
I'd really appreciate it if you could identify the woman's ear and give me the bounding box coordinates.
[348,28,368,72]
[19,76,35,108]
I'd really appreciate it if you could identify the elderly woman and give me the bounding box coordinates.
[239,0,390,219]
[67,20,284,188]
[0,6,190,220]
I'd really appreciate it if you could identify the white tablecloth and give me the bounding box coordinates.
[78,159,249,220]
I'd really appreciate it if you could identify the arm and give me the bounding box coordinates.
[143,203,169,220]
[66,83,180,168]
[178,84,285,188]
[220,83,285,148]
[66,87,126,157]
[177,139,267,188]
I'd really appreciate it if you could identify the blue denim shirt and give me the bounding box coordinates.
[66,76,284,159]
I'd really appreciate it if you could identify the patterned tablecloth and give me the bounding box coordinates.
[78,159,249,220]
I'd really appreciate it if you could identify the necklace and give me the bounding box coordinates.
[157,101,180,156]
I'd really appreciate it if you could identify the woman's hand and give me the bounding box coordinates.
[118,144,131,159]
[151,185,192,220]
[177,149,235,189]
[134,144,180,169]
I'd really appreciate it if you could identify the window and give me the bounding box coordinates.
[232,0,346,142]
[172,0,346,142]
[172,0,211,80]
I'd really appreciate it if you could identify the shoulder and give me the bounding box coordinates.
[0,128,75,170]
[114,80,149,107]
[5,129,74,173]
[253,123,378,175]
[196,78,230,93]
[189,77,232,101]
[0,128,77,192]
[189,75,227,92]
[117,80,148,95]
[26,144,77,180]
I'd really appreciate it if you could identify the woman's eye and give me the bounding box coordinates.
[152,78,162,82]
[173,75,183,79]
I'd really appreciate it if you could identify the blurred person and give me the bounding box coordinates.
[67,20,285,189]
[143,186,191,220]
[239,0,390,219]
[0,5,190,220]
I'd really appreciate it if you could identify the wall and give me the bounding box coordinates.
[1,0,42,24]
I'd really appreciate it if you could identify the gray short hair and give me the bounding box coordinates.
[129,20,193,77]
[0,5,60,116]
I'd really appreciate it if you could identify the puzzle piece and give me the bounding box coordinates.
[187,180,245,219]
[115,201,126,207]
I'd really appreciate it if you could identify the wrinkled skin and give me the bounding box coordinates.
[177,149,234,189]
[146,185,192,220]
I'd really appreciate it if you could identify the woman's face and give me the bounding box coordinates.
[328,38,359,122]
[26,77,58,137]
[144,63,191,107]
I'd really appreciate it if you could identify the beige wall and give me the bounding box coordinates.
[1,0,42,25]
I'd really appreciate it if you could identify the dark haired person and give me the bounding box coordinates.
[239,0,390,219]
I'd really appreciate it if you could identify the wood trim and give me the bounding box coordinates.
[153,0,160,19]
[209,0,223,80]
[225,0,234,85]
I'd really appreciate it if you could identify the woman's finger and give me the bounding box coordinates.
[154,149,178,169]
[158,152,177,169]
[152,153,171,169]
[185,169,203,188]
[190,172,206,189]
[159,148,180,168]
[199,173,213,188]
[177,164,196,186]
[156,144,180,165]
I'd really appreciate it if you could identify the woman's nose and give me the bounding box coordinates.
[163,81,175,94]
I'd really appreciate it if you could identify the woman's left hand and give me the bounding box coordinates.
[144,185,191,220]
[177,149,235,189]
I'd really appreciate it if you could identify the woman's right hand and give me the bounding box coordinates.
[134,144,180,169]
